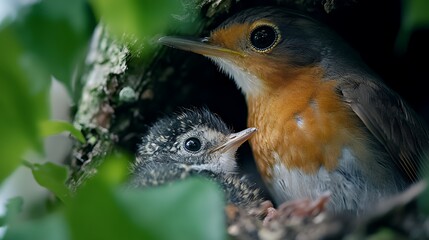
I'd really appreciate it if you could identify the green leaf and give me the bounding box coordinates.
[117,178,227,240]
[366,227,405,240]
[3,212,70,240]
[396,0,429,52]
[0,0,92,183]
[65,153,147,240]
[66,153,226,240]
[3,154,227,240]
[25,162,71,204]
[0,26,43,182]
[0,197,23,227]
[13,0,94,92]
[67,178,153,240]
[39,120,86,143]
[97,153,131,185]
[89,0,180,36]
[89,0,191,55]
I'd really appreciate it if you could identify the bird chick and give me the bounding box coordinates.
[129,108,263,209]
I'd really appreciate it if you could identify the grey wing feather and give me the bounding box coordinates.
[338,76,429,183]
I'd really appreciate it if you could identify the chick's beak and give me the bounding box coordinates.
[158,36,244,58]
[212,128,257,153]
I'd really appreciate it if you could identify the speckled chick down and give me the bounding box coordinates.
[129,108,264,209]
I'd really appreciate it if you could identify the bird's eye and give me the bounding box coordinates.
[184,137,202,152]
[249,24,281,53]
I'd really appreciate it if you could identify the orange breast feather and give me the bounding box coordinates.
[247,67,369,178]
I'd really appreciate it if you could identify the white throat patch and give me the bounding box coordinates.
[208,56,265,96]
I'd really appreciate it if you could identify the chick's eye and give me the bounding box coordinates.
[184,137,201,152]
[249,25,280,52]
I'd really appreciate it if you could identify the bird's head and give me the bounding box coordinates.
[158,7,352,97]
[134,108,256,174]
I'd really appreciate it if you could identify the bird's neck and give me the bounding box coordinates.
[246,68,368,178]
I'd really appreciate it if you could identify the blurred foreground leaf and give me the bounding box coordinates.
[0,27,42,182]
[89,0,191,55]
[366,227,405,240]
[0,0,93,182]
[67,177,153,240]
[67,177,226,240]
[39,120,86,143]
[0,197,23,227]
[68,153,226,240]
[96,153,131,185]
[4,153,227,240]
[13,0,94,91]
[117,178,227,240]
[4,212,69,240]
[396,0,429,52]
[25,162,71,204]
[67,152,226,240]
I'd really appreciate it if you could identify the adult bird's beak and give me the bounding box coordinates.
[211,128,257,153]
[158,36,245,58]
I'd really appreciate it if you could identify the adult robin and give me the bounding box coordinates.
[158,7,429,214]
[129,108,264,209]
